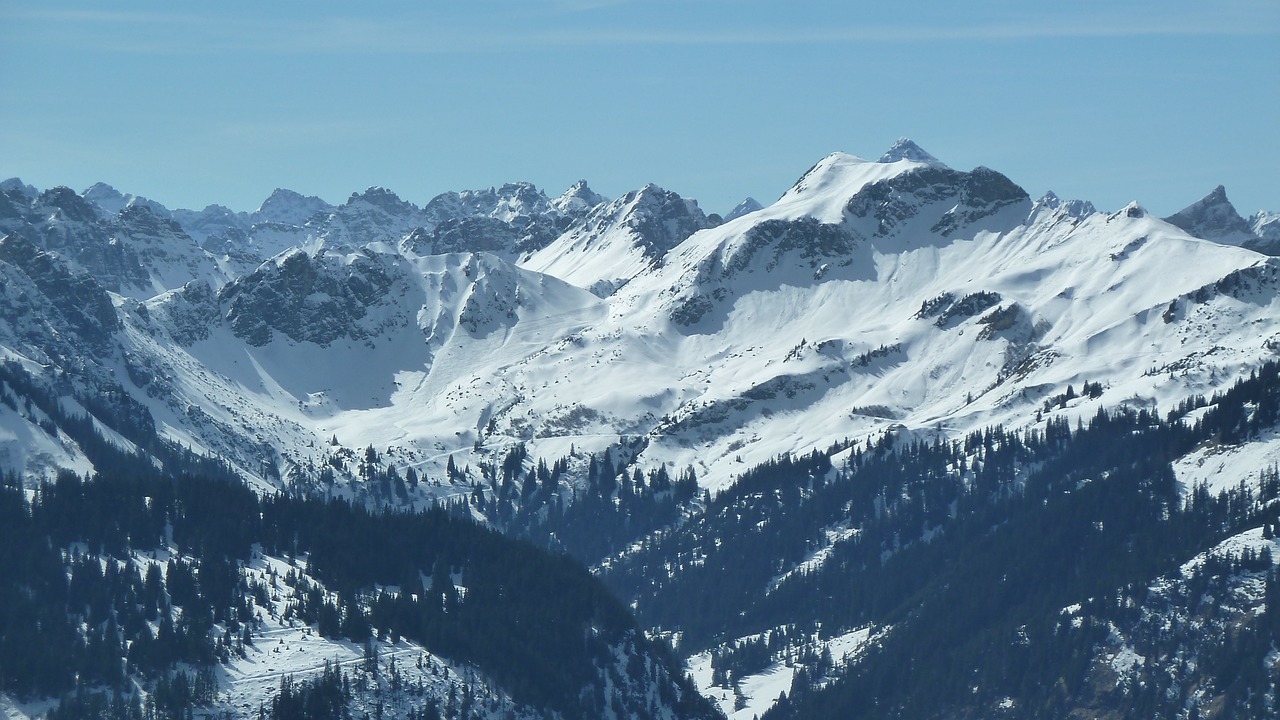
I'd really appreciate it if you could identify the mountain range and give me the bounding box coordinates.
[1,139,1279,719]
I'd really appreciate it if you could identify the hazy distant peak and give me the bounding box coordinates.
[0,177,38,203]
[1163,184,1254,244]
[724,197,764,221]
[347,186,413,212]
[254,188,332,227]
[553,180,607,215]
[879,137,947,168]
[82,182,171,218]
[1033,191,1096,219]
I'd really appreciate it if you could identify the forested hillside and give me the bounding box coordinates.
[0,362,717,720]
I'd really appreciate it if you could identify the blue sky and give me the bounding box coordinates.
[1,1,1277,218]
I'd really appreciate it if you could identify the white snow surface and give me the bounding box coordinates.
[1254,210,1280,241]
[688,626,878,720]
[521,182,706,295]
[771,151,928,224]
[4,144,1280,503]
[1174,428,1280,497]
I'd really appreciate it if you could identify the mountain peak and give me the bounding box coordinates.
[259,188,308,209]
[778,151,924,223]
[346,186,415,215]
[1033,191,1096,220]
[1252,210,1280,241]
[1163,185,1254,244]
[1,177,35,192]
[879,138,946,167]
[254,188,332,227]
[349,185,400,203]
[456,182,552,222]
[37,186,105,224]
[724,197,764,222]
[82,182,171,218]
[0,177,38,204]
[82,181,122,201]
[552,180,606,215]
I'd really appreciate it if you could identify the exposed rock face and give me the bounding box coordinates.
[1034,191,1096,221]
[552,180,607,217]
[844,165,1030,238]
[149,280,222,347]
[0,233,119,351]
[879,137,948,166]
[254,188,332,227]
[423,215,560,257]
[220,249,396,346]
[1163,185,1256,244]
[82,182,172,218]
[0,185,227,296]
[725,197,764,222]
[571,183,715,260]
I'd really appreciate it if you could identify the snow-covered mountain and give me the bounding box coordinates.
[724,197,763,222]
[1164,184,1280,256]
[521,182,714,296]
[877,136,947,166]
[1163,184,1257,245]
[0,184,228,297]
[2,143,1279,719]
[81,181,173,219]
[2,145,1278,495]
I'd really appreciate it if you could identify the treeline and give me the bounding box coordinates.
[601,361,1280,718]
[459,443,701,565]
[603,450,838,648]
[0,352,719,720]
[1080,540,1280,719]
[766,362,1280,718]
[0,466,715,719]
[765,450,1272,719]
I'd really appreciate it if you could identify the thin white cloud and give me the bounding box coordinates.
[518,22,1279,47]
[3,6,1276,57]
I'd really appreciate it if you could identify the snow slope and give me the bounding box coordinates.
[2,142,1278,502]
[521,183,712,297]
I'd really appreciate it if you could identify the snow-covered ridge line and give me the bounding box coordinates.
[0,140,1277,500]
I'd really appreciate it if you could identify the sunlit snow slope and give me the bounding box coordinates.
[1,141,1277,497]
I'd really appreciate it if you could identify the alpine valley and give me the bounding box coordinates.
[2,140,1280,720]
